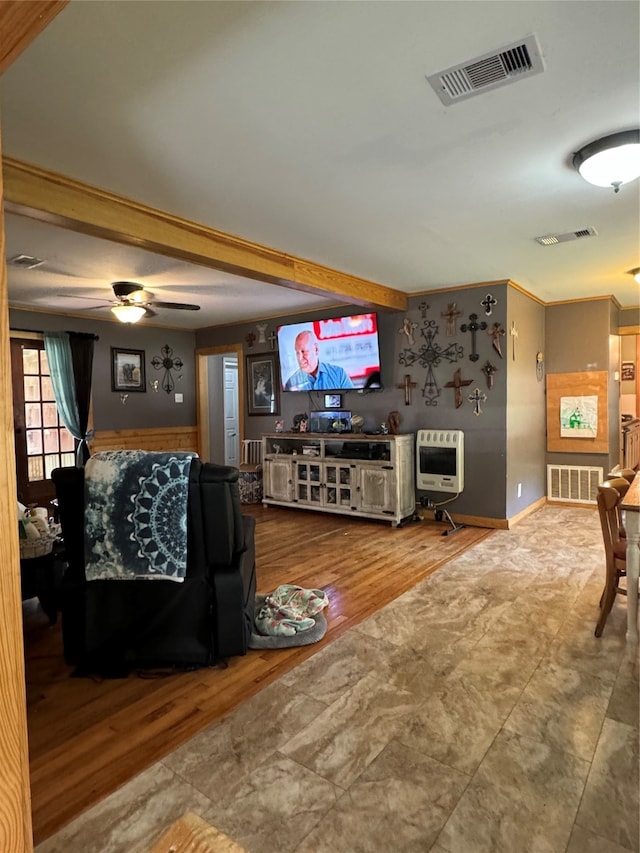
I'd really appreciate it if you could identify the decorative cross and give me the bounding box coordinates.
[256,323,267,344]
[398,320,463,406]
[460,313,487,362]
[441,302,462,336]
[245,332,256,348]
[399,317,418,346]
[487,322,506,358]
[418,301,430,320]
[510,321,518,361]
[268,330,277,350]
[482,361,498,389]
[481,293,497,316]
[151,344,184,394]
[396,373,417,406]
[468,387,487,416]
[445,368,473,408]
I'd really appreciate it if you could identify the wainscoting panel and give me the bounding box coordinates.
[89,426,198,455]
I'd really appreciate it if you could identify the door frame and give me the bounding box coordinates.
[196,344,245,462]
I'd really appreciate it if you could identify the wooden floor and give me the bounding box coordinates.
[23,504,492,846]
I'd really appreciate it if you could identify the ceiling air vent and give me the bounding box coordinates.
[8,253,45,269]
[534,227,598,246]
[427,34,544,106]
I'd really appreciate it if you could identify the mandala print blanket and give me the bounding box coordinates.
[84,450,196,582]
[255,584,329,636]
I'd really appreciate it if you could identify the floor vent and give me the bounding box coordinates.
[426,34,544,106]
[547,465,603,505]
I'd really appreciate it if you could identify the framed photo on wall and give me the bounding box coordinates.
[246,353,280,416]
[111,347,146,392]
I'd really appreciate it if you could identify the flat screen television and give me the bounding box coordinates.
[277,313,381,391]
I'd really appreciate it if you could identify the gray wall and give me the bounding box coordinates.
[10,309,197,430]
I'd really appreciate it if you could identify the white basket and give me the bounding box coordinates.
[19,534,56,560]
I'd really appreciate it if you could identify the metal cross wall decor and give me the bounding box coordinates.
[151,345,184,394]
[481,293,497,316]
[398,320,463,406]
[468,387,487,416]
[460,313,487,362]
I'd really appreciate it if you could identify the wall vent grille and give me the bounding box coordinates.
[547,465,603,505]
[426,34,544,106]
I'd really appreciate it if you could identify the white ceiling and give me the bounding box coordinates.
[2,0,639,330]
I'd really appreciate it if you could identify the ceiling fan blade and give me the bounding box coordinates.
[56,293,111,303]
[143,306,158,318]
[146,300,200,311]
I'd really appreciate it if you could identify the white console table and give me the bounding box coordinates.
[262,432,415,527]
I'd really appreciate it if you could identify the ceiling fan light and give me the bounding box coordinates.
[573,130,640,191]
[111,303,146,323]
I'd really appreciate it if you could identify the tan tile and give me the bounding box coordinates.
[436,729,590,853]
[575,717,640,851]
[396,669,522,774]
[162,679,326,800]
[280,672,421,788]
[566,824,636,853]
[504,660,612,760]
[607,657,640,730]
[205,755,340,853]
[455,630,550,687]
[294,740,469,853]
[35,762,220,853]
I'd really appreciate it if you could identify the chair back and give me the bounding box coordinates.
[597,479,627,568]
[607,466,636,484]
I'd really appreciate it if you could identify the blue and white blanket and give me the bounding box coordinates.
[84,450,196,582]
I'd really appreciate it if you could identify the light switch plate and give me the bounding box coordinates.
[175,393,184,403]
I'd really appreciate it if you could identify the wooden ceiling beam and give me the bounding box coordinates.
[0,1,70,76]
[3,157,407,313]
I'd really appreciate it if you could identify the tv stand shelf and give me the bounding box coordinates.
[262,432,415,527]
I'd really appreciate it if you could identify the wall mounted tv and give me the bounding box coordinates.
[277,313,381,392]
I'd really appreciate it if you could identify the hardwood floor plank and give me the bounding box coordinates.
[23,505,490,845]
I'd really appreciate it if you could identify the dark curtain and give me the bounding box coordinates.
[68,332,96,466]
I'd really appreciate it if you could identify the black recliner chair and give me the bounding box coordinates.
[52,458,256,676]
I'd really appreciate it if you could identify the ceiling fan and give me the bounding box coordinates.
[72,281,201,323]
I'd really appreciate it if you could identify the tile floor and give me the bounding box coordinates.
[36,504,639,853]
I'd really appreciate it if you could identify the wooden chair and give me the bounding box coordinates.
[595,478,631,637]
[607,466,637,484]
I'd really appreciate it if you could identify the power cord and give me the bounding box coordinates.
[418,494,466,537]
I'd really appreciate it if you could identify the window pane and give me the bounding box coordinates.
[60,429,75,452]
[60,452,75,467]
[40,350,50,375]
[43,429,59,454]
[24,375,40,402]
[26,430,43,455]
[41,375,55,401]
[28,456,44,482]
[25,403,42,428]
[44,455,59,480]
[42,402,58,427]
[22,349,40,374]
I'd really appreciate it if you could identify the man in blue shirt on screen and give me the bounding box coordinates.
[284,330,354,391]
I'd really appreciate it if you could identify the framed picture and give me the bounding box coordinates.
[246,353,280,416]
[621,361,636,382]
[324,393,342,408]
[111,347,146,392]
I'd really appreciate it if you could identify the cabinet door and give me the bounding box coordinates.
[324,462,357,509]
[358,464,396,514]
[264,458,294,501]
[294,460,323,505]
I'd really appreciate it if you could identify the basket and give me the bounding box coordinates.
[19,533,56,560]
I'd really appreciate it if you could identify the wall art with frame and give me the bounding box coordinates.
[111,347,146,392]
[246,352,280,416]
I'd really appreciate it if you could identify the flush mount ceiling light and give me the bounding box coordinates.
[573,130,640,193]
[627,267,640,284]
[111,303,146,324]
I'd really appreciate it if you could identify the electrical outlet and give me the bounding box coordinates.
[175,393,184,403]
[517,482,522,498]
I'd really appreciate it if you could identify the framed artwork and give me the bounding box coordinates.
[111,347,146,392]
[324,393,342,408]
[246,353,280,416]
[621,361,636,382]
